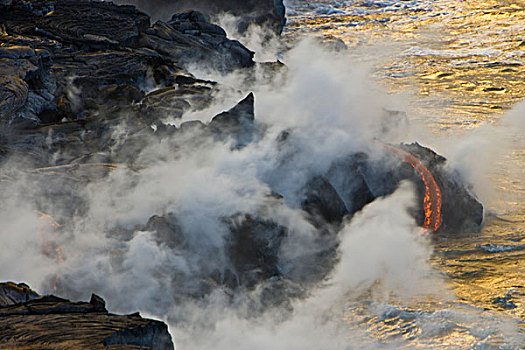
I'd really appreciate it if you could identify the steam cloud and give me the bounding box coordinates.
[0,28,523,349]
[430,99,525,212]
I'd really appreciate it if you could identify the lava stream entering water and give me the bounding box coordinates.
[382,144,443,232]
[38,212,64,292]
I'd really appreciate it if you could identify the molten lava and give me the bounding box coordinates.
[38,213,64,291]
[382,144,443,232]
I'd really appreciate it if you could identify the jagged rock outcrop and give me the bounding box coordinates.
[209,92,257,147]
[116,0,287,34]
[333,142,484,233]
[142,214,185,249]
[140,12,254,72]
[399,142,484,232]
[0,282,40,306]
[325,153,376,217]
[274,129,483,233]
[0,282,174,350]
[0,0,257,170]
[301,176,349,226]
[0,0,253,129]
[225,213,286,288]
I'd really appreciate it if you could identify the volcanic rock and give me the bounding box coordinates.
[140,16,254,71]
[4,0,150,47]
[0,282,40,306]
[301,176,349,226]
[400,142,484,232]
[142,214,185,249]
[0,0,254,130]
[361,142,484,232]
[225,213,286,288]
[325,154,376,217]
[313,142,483,233]
[209,92,257,147]
[118,0,287,34]
[0,0,258,171]
[0,282,174,349]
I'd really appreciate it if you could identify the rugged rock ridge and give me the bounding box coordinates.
[399,142,484,232]
[0,282,174,350]
[115,0,287,34]
[0,0,252,131]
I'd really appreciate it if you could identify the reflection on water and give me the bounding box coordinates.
[285,0,524,345]
[286,0,525,129]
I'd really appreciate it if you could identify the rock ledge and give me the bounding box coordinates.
[0,282,174,350]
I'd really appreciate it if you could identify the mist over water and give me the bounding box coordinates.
[1,1,525,349]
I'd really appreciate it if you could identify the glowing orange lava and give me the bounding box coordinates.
[382,145,443,232]
[38,212,64,291]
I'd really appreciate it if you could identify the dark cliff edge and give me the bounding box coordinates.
[114,0,287,34]
[0,282,174,350]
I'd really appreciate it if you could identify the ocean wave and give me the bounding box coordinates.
[478,243,525,253]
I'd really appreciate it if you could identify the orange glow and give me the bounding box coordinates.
[38,212,64,292]
[383,145,443,232]
[39,212,61,227]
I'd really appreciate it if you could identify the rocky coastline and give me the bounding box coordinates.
[0,282,174,349]
[0,0,483,348]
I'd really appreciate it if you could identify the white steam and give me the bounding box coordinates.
[0,190,56,285]
[0,34,523,350]
[170,183,443,350]
[432,100,525,212]
[329,182,443,300]
[213,12,284,62]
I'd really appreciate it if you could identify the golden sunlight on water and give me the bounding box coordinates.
[285,0,525,330]
[286,0,525,129]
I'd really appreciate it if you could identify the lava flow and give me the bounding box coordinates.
[38,212,64,292]
[382,144,443,232]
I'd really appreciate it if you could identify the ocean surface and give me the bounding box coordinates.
[284,0,525,347]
